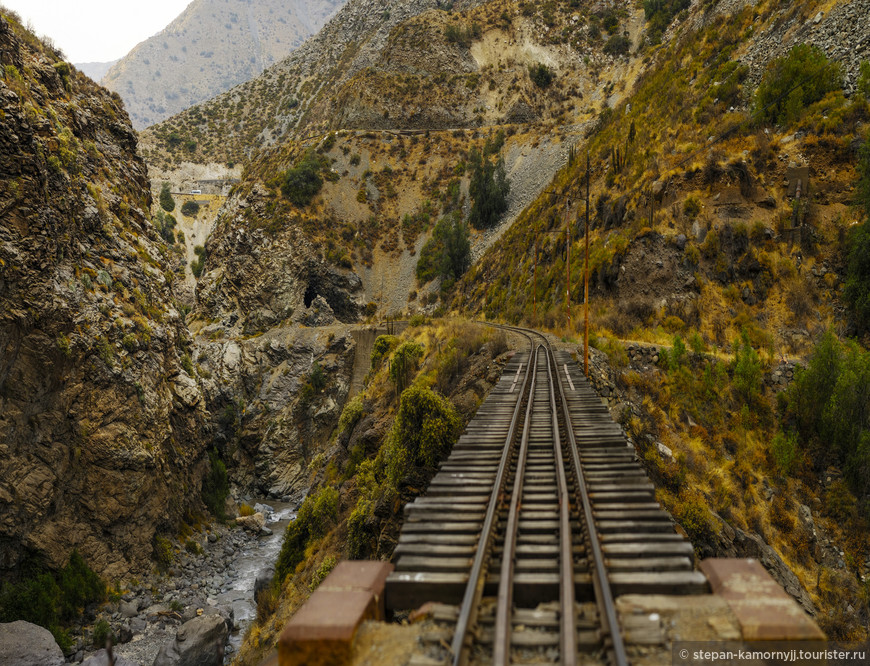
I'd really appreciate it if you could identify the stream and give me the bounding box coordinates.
[220,500,296,658]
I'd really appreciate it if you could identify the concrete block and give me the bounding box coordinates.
[700,558,825,641]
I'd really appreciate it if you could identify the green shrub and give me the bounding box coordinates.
[338,394,364,436]
[844,219,870,333]
[394,385,461,468]
[309,555,338,590]
[309,362,326,392]
[389,341,424,396]
[281,150,327,207]
[771,430,798,475]
[181,200,200,217]
[58,550,106,622]
[529,63,554,88]
[346,498,373,558]
[732,330,762,408]
[190,245,207,278]
[201,448,228,519]
[859,61,870,100]
[153,535,173,570]
[239,503,255,517]
[643,0,690,45]
[275,486,339,581]
[753,44,842,126]
[416,213,471,283]
[683,196,701,219]
[184,539,201,554]
[92,619,114,648]
[783,331,870,501]
[0,550,105,650]
[371,335,399,369]
[857,133,870,220]
[603,34,630,56]
[674,498,714,544]
[468,142,509,230]
[159,182,175,212]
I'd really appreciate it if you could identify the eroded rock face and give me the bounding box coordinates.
[194,325,356,497]
[0,16,208,577]
[195,188,364,336]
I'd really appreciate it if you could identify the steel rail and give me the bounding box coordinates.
[547,335,629,666]
[450,333,536,666]
[492,345,540,664]
[544,345,578,666]
[486,322,629,666]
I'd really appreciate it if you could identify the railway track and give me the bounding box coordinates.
[385,326,707,665]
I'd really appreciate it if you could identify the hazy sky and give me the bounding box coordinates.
[1,0,192,63]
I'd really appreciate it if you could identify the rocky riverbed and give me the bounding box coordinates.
[64,501,295,665]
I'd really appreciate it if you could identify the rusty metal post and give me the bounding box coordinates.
[566,199,571,331]
[533,235,537,326]
[584,154,590,378]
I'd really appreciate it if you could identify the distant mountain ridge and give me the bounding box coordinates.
[102,0,347,129]
[74,59,117,81]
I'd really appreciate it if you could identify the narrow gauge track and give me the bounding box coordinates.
[385,325,707,665]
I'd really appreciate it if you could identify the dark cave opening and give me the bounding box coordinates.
[304,284,317,308]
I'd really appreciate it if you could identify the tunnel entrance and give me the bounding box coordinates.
[304,284,317,308]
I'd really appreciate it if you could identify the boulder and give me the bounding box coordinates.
[82,649,138,666]
[120,599,140,618]
[235,512,265,532]
[152,614,228,666]
[0,621,65,666]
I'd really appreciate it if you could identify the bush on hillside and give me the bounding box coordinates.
[181,200,200,217]
[844,138,870,333]
[370,335,399,369]
[389,341,424,396]
[643,0,690,44]
[191,245,206,278]
[753,44,842,126]
[159,182,175,212]
[281,150,327,207]
[393,385,462,468]
[201,448,228,519]
[468,139,510,229]
[529,63,555,88]
[603,34,631,56]
[416,212,471,284]
[781,331,870,503]
[0,550,105,651]
[275,486,339,582]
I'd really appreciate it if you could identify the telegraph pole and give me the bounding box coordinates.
[565,199,571,331]
[584,154,590,378]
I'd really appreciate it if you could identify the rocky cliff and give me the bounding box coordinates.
[102,0,346,129]
[0,11,209,578]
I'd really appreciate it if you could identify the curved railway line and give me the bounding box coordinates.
[385,325,708,665]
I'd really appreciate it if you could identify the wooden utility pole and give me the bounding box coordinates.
[584,154,590,378]
[533,237,537,326]
[565,199,571,331]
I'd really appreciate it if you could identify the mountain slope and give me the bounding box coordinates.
[102,0,346,129]
[0,9,209,578]
[138,0,491,167]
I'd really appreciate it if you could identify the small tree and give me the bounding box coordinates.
[732,329,762,408]
[753,44,842,126]
[529,63,555,88]
[159,182,175,212]
[181,200,200,217]
[389,341,424,397]
[201,448,228,519]
[281,150,326,207]
[468,144,510,229]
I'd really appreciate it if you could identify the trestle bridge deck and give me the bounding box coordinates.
[385,326,707,665]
